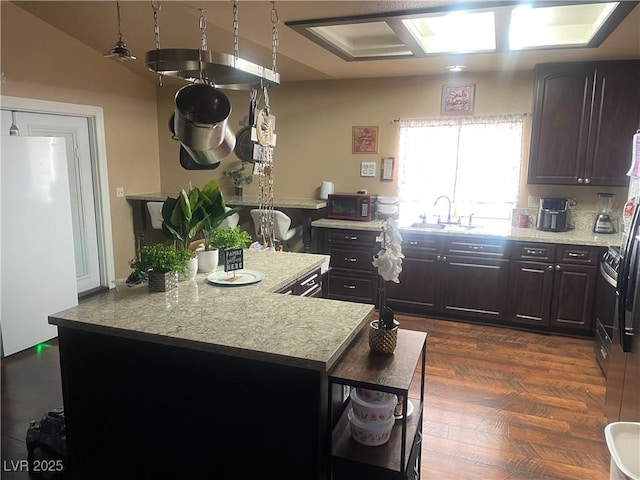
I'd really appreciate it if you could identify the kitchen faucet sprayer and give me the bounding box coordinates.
[434,195,453,224]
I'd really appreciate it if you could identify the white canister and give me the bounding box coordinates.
[320,181,334,200]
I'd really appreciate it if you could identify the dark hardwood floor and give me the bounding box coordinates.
[1,316,609,479]
[399,315,610,480]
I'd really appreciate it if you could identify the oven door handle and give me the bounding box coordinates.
[599,263,617,288]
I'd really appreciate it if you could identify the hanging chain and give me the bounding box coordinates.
[152,1,161,50]
[271,2,279,74]
[198,9,208,83]
[232,1,239,64]
[151,1,163,86]
[199,9,208,51]
[116,1,124,42]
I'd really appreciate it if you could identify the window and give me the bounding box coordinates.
[397,114,524,223]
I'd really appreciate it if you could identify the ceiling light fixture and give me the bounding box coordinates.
[447,65,466,72]
[104,1,136,62]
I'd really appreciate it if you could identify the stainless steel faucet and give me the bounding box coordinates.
[434,195,453,224]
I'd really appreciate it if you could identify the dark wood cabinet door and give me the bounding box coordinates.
[439,255,510,322]
[509,261,555,327]
[586,60,639,186]
[528,62,593,185]
[386,254,441,313]
[550,264,597,331]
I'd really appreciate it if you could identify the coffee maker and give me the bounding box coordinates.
[593,192,616,233]
[536,198,569,232]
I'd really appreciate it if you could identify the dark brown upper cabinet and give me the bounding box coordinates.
[528,60,640,186]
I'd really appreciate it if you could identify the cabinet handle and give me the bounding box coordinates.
[345,235,358,241]
[547,265,554,271]
[577,177,584,184]
[441,255,447,262]
[343,284,356,289]
[567,252,586,258]
[409,241,419,245]
[555,264,561,271]
[526,248,544,256]
[344,257,357,262]
[437,255,441,261]
[600,346,608,359]
[468,245,482,251]
[584,178,591,184]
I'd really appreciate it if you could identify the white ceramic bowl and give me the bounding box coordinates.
[350,389,397,423]
[356,387,396,405]
[348,409,394,446]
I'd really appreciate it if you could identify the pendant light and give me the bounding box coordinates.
[104,1,136,62]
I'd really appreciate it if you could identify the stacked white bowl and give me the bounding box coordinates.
[348,387,397,446]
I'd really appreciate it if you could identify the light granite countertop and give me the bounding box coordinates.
[49,250,373,372]
[126,192,327,210]
[312,217,621,248]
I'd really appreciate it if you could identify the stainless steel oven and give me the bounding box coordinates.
[594,246,620,377]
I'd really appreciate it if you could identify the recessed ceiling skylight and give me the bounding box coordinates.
[510,2,619,50]
[285,1,636,62]
[309,21,412,58]
[403,11,496,54]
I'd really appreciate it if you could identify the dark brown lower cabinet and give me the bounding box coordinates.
[387,234,509,324]
[509,242,600,333]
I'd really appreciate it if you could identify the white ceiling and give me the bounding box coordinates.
[11,1,640,85]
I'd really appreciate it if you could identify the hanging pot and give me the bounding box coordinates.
[234,125,256,163]
[173,83,235,165]
[168,113,232,170]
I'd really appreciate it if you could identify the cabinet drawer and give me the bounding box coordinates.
[402,233,441,254]
[445,237,507,258]
[328,272,377,303]
[298,268,322,297]
[512,242,556,261]
[555,245,601,265]
[330,247,375,273]
[327,229,378,247]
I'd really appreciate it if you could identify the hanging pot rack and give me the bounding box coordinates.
[144,1,280,90]
[145,49,279,90]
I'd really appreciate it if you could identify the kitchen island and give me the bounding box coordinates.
[49,250,374,479]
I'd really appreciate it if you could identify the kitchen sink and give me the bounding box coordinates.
[408,222,481,232]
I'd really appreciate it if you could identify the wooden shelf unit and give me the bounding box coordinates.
[329,328,427,479]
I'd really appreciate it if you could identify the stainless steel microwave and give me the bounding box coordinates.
[326,194,374,221]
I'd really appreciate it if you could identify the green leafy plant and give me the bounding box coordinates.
[222,161,253,188]
[162,180,237,250]
[207,226,252,250]
[128,243,194,281]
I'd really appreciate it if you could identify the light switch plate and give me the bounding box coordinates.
[360,162,376,177]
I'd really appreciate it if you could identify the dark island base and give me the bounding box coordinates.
[57,328,330,479]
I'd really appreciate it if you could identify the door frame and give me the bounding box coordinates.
[1,95,115,288]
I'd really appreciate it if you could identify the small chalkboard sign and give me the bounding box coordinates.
[224,248,244,272]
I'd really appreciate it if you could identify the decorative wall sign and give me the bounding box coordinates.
[224,248,244,272]
[361,161,376,177]
[352,126,379,154]
[381,157,394,181]
[441,83,475,115]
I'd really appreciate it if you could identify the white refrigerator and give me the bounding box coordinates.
[1,136,78,356]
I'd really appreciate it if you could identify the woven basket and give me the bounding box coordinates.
[368,321,398,354]
[148,271,178,293]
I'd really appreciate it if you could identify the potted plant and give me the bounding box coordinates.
[222,161,253,197]
[128,243,192,292]
[207,226,252,264]
[161,180,237,278]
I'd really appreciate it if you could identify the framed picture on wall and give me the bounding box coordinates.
[441,83,475,115]
[352,126,379,154]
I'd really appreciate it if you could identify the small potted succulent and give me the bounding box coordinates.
[222,161,253,197]
[128,243,193,292]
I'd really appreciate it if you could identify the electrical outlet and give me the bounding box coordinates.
[116,187,125,198]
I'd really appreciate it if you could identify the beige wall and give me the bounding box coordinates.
[158,70,627,215]
[1,2,160,278]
